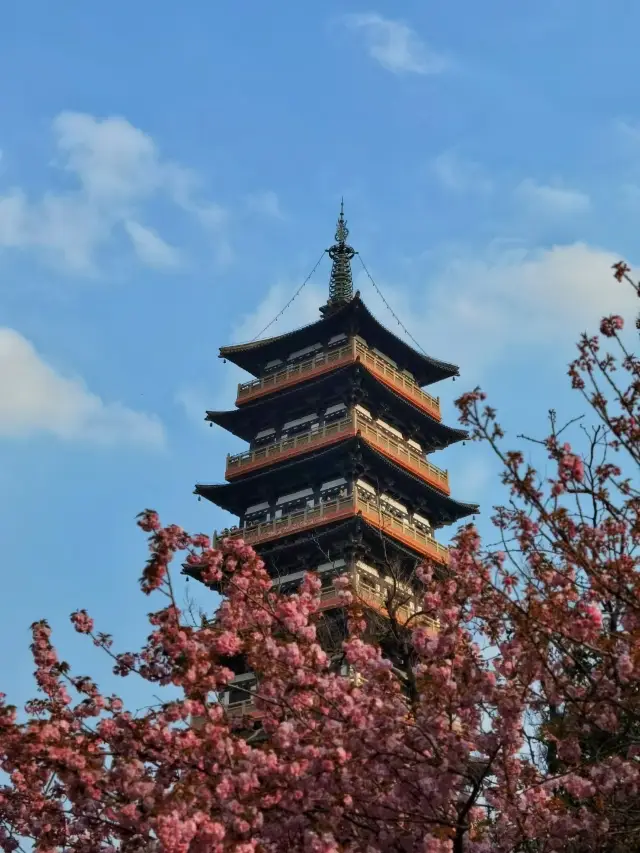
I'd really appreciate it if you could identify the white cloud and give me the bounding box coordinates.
[0,328,165,447]
[0,112,228,273]
[515,179,590,216]
[431,150,492,194]
[344,13,448,75]
[416,242,635,378]
[124,220,181,270]
[246,191,284,220]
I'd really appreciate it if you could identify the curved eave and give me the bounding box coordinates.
[362,441,478,522]
[206,364,467,449]
[195,437,478,523]
[219,295,458,387]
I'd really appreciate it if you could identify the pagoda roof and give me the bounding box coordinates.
[195,437,477,526]
[206,364,467,451]
[219,294,458,388]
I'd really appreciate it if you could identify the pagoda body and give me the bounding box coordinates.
[191,208,478,722]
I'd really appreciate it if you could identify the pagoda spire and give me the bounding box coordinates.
[326,199,357,308]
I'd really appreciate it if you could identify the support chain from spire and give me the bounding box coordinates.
[326,199,357,307]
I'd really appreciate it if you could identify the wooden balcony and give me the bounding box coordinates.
[352,580,438,630]
[226,699,261,720]
[355,415,450,494]
[236,342,354,404]
[226,416,356,478]
[220,494,449,566]
[191,701,261,729]
[225,411,450,494]
[235,339,442,421]
[353,340,441,421]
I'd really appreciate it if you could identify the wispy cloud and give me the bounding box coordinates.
[124,220,181,270]
[343,13,449,75]
[431,150,493,194]
[0,112,228,274]
[515,178,590,217]
[0,327,165,447]
[416,242,631,378]
[355,240,634,384]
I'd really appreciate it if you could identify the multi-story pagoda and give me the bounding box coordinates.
[191,206,478,722]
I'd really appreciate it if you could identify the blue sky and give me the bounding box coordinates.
[1,0,639,710]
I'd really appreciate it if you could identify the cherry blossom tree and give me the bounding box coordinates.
[0,267,638,853]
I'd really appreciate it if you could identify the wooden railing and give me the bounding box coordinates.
[355,415,450,493]
[225,411,450,494]
[353,579,438,629]
[226,699,259,719]
[353,340,441,421]
[220,493,449,566]
[225,494,357,546]
[236,342,354,404]
[226,416,356,477]
[357,493,449,565]
[235,339,442,421]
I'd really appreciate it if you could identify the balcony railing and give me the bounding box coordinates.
[226,699,260,719]
[235,339,442,421]
[220,493,449,566]
[357,493,449,565]
[225,494,357,547]
[236,342,354,404]
[225,411,450,494]
[352,579,438,629]
[354,415,450,493]
[353,340,441,421]
[226,416,356,478]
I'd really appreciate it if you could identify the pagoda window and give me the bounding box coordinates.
[226,673,257,707]
[273,558,347,590]
[325,402,347,421]
[263,358,284,374]
[373,347,397,369]
[354,404,373,422]
[413,512,432,533]
[380,494,409,520]
[376,418,403,440]
[321,571,340,592]
[277,487,314,511]
[244,501,270,526]
[288,342,323,363]
[328,333,348,348]
[356,561,380,592]
[320,477,347,501]
[356,479,377,501]
[358,573,378,594]
[282,413,319,435]
[254,427,276,445]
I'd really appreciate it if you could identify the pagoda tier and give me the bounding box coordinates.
[231,336,445,420]
[222,408,453,495]
[220,292,457,389]
[184,511,448,590]
[207,363,467,452]
[196,436,476,528]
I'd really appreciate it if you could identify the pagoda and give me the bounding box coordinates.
[191,205,478,722]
